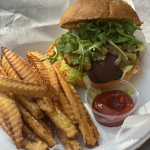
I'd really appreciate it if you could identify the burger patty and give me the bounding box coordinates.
[87,53,123,84]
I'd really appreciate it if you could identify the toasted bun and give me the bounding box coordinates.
[60,0,141,29]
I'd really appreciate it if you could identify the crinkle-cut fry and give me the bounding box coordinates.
[1,47,39,84]
[54,64,99,148]
[57,90,77,125]
[20,56,43,85]
[27,51,60,102]
[0,110,11,136]
[46,105,78,140]
[14,94,44,119]
[50,120,82,150]
[0,63,44,119]
[0,66,7,76]
[16,102,58,148]
[1,55,34,101]
[45,43,55,57]
[0,92,23,149]
[0,75,56,98]
[38,119,54,136]
[35,97,55,113]
[55,127,82,150]
[20,53,56,113]
[22,124,48,150]
[1,55,21,80]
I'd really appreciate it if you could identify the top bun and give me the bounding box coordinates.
[60,0,141,29]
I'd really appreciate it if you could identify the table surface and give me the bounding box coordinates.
[132,0,150,149]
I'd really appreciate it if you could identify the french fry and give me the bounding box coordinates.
[27,51,60,102]
[19,55,56,113]
[0,111,11,136]
[22,124,48,150]
[0,92,23,149]
[0,65,7,76]
[1,55,21,80]
[57,89,77,125]
[27,52,78,140]
[0,60,44,119]
[16,102,58,148]
[0,75,56,98]
[54,64,99,148]
[19,52,56,112]
[14,94,44,119]
[19,56,43,85]
[1,55,33,102]
[1,47,39,84]
[18,53,55,113]
[37,119,54,136]
[46,105,78,140]
[46,43,55,57]
[53,123,82,150]
[35,97,55,113]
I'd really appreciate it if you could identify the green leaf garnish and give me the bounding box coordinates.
[40,46,62,63]
[108,39,128,60]
[124,87,134,95]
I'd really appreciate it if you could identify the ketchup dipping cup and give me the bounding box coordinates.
[85,80,139,127]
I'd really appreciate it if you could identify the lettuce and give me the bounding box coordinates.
[88,87,102,99]
[128,53,137,62]
[124,87,134,95]
[83,74,91,89]
[133,43,147,52]
[60,60,82,84]
[121,65,133,79]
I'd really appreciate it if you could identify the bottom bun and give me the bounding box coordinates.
[76,57,140,90]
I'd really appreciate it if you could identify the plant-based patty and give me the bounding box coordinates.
[87,54,123,83]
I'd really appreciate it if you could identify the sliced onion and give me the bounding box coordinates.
[101,46,108,55]
[114,53,123,66]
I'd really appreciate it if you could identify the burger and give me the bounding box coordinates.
[44,0,147,89]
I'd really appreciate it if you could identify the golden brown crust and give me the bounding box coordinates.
[54,64,99,148]
[60,0,141,29]
[76,56,140,89]
[35,97,56,113]
[14,94,45,119]
[0,92,24,149]
[52,123,82,150]
[16,102,58,148]
[57,89,77,125]
[27,51,60,102]
[22,125,48,150]
[46,105,79,140]
[0,75,56,98]
[46,43,55,57]
[1,47,39,84]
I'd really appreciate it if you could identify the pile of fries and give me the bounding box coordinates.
[0,46,99,150]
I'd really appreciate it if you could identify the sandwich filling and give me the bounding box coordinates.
[42,20,147,84]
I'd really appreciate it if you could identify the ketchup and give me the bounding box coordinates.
[92,90,134,127]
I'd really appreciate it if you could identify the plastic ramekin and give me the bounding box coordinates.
[85,80,139,127]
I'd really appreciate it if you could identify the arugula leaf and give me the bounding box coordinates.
[69,32,85,72]
[40,46,61,63]
[108,39,128,60]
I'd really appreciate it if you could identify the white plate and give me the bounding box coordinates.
[0,0,149,149]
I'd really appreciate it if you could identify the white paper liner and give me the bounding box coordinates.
[0,0,149,150]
